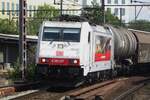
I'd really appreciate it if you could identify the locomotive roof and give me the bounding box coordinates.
[92,25,112,36]
[43,21,84,28]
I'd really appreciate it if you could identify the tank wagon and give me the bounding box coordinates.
[36,21,150,83]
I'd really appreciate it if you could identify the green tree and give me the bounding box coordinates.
[105,10,121,26]
[27,4,59,35]
[128,20,150,32]
[0,19,18,34]
[81,2,121,26]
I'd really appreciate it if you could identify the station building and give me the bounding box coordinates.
[0,0,82,19]
[82,0,131,23]
[0,33,37,69]
[82,0,150,23]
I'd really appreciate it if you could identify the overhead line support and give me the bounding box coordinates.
[19,0,27,81]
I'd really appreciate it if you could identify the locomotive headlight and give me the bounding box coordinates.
[41,58,46,63]
[74,60,78,64]
[40,58,49,63]
[69,59,80,65]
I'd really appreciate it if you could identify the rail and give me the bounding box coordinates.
[64,79,118,100]
[114,78,150,100]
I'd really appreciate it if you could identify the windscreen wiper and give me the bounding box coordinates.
[49,39,54,44]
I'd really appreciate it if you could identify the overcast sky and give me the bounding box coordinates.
[131,0,150,21]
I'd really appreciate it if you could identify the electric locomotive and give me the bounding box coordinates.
[36,21,113,80]
[36,20,150,84]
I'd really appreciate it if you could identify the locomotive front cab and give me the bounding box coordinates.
[36,21,86,79]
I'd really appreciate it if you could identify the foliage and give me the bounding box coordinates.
[8,59,21,80]
[105,10,122,26]
[26,64,36,80]
[81,4,103,24]
[0,19,18,34]
[27,4,59,35]
[27,44,36,65]
[128,20,150,32]
[0,4,58,35]
[8,53,36,81]
[81,2,121,26]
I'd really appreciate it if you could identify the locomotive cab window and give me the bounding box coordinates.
[42,27,61,41]
[63,28,80,42]
[42,27,80,42]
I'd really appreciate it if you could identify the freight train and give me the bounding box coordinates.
[36,20,150,84]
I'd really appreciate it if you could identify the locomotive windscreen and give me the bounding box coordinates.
[42,27,81,42]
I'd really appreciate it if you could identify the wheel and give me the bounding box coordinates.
[111,69,117,79]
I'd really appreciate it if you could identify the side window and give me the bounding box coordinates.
[114,8,118,16]
[122,0,125,4]
[12,2,15,16]
[0,46,3,63]
[7,2,10,15]
[2,2,5,15]
[107,0,111,4]
[121,8,125,16]
[114,0,118,4]
[88,32,91,43]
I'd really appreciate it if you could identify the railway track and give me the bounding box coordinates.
[114,78,150,100]
[63,79,124,100]
[0,76,149,100]
[0,79,120,100]
[63,77,150,100]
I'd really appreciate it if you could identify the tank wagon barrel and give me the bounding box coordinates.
[109,26,137,59]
